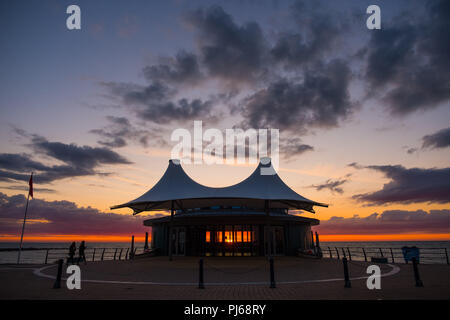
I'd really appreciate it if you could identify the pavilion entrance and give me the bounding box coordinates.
[205,225,259,257]
[170,227,186,256]
[264,226,285,256]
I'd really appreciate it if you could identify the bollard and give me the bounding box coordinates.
[53,259,63,289]
[342,257,351,288]
[198,259,205,289]
[269,257,276,288]
[412,257,424,287]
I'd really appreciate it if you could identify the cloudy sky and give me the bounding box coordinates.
[0,0,449,242]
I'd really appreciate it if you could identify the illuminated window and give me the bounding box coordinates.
[235,226,242,242]
[224,231,234,243]
[216,231,223,242]
[206,231,211,243]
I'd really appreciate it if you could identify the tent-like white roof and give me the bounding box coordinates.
[111,158,327,214]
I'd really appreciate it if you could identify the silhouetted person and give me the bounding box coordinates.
[67,242,76,265]
[77,241,87,265]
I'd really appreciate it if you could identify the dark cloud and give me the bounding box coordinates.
[0,134,131,184]
[364,0,450,116]
[279,138,314,159]
[0,153,49,172]
[315,209,450,235]
[240,59,355,132]
[353,165,450,205]
[101,81,215,124]
[31,135,130,169]
[422,127,450,150]
[271,0,346,68]
[311,177,350,194]
[143,51,203,85]
[0,192,155,236]
[0,185,56,193]
[185,5,267,83]
[347,162,364,170]
[99,2,358,136]
[90,116,168,148]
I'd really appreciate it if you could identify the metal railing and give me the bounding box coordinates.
[0,247,146,264]
[321,246,449,264]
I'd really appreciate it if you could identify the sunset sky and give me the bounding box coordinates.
[0,0,449,242]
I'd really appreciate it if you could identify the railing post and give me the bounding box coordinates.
[390,248,395,263]
[269,257,276,288]
[101,248,105,261]
[113,248,117,260]
[379,248,384,257]
[198,259,205,289]
[119,248,123,260]
[342,257,351,288]
[335,247,340,260]
[342,248,346,259]
[53,259,63,289]
[92,248,96,262]
[445,248,449,265]
[412,257,424,287]
[130,235,135,260]
[362,248,367,262]
[125,248,129,260]
[45,249,49,264]
[328,247,332,259]
[144,232,149,250]
[347,247,352,261]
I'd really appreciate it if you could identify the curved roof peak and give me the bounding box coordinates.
[111,158,327,213]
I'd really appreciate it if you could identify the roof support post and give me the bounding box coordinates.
[265,200,272,259]
[168,200,174,261]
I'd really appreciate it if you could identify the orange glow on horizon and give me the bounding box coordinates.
[0,234,148,243]
[1,233,449,243]
[318,233,450,242]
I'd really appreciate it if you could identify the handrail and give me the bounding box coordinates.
[0,247,146,264]
[321,246,450,265]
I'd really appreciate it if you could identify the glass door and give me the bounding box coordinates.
[171,227,186,256]
[264,226,284,256]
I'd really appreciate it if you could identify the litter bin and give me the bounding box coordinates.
[401,246,420,263]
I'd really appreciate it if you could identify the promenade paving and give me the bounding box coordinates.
[0,257,449,299]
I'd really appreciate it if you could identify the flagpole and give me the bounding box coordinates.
[17,172,33,264]
[17,193,30,264]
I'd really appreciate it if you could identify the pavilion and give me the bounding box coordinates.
[111,158,327,257]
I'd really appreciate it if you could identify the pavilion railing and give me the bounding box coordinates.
[321,246,449,265]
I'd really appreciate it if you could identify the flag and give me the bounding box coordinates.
[28,173,33,198]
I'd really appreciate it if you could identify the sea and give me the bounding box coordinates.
[0,241,449,264]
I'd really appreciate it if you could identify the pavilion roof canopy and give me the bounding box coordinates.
[111,158,328,214]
